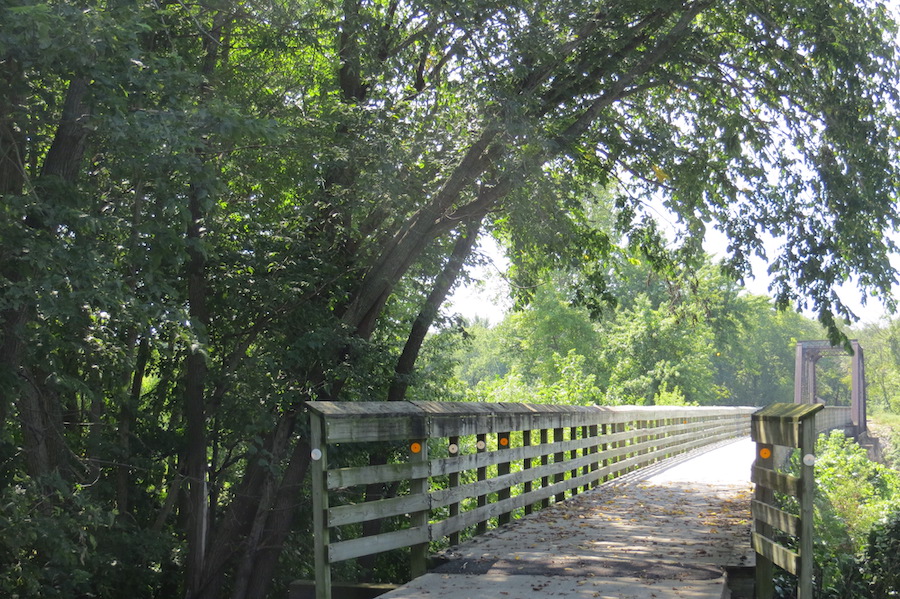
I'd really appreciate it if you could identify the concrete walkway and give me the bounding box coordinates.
[379,437,756,599]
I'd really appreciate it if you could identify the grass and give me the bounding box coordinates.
[869,407,900,429]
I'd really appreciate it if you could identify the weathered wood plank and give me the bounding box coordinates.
[310,412,331,599]
[328,462,425,489]
[751,403,823,448]
[799,415,816,599]
[752,465,801,496]
[308,401,755,444]
[754,441,775,599]
[329,526,429,563]
[751,500,800,537]
[753,403,824,422]
[328,492,430,528]
[409,437,429,578]
[325,417,422,444]
[752,531,799,575]
[751,418,800,448]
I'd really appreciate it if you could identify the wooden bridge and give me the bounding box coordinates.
[301,398,860,599]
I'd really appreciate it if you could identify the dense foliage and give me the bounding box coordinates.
[444,257,825,407]
[776,431,900,599]
[3,0,900,596]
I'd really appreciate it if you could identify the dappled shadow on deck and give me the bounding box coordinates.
[436,478,754,575]
[381,444,755,598]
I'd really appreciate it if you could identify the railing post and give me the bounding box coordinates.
[409,437,429,578]
[613,422,625,477]
[448,435,460,547]
[309,410,331,599]
[476,433,487,534]
[540,428,550,509]
[798,416,815,599]
[554,427,565,502]
[754,440,775,599]
[569,426,578,496]
[524,429,534,515]
[601,423,609,481]
[498,432,511,525]
[589,424,599,488]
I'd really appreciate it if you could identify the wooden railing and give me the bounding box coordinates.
[751,403,823,599]
[307,401,755,599]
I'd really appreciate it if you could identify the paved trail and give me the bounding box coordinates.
[380,437,756,599]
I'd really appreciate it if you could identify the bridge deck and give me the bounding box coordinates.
[380,437,756,599]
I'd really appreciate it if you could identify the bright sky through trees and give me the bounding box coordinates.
[449,226,900,327]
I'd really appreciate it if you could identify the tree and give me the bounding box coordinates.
[3,1,900,596]
[856,318,900,413]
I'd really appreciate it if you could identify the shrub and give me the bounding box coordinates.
[864,510,900,598]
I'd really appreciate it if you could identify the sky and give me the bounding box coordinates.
[446,236,511,326]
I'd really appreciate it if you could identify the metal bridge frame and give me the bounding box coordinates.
[793,340,866,435]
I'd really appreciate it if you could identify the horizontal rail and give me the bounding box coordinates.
[316,401,752,443]
[752,531,800,574]
[751,465,801,497]
[751,499,800,537]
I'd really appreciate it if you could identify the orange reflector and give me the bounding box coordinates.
[410,442,422,454]
[759,447,772,459]
[499,437,509,447]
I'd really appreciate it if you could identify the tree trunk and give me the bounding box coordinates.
[185,182,211,596]
[387,218,481,402]
[11,77,90,480]
[0,59,26,425]
[40,79,89,181]
[117,335,150,516]
[194,409,302,599]
[231,436,312,599]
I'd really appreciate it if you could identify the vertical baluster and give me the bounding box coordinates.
[754,441,775,599]
[601,423,609,483]
[554,427,565,502]
[524,429,534,515]
[569,426,578,496]
[448,435,460,547]
[498,432,511,525]
[799,418,816,599]
[310,411,331,599]
[409,438,429,578]
[476,432,487,535]
[541,428,550,509]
